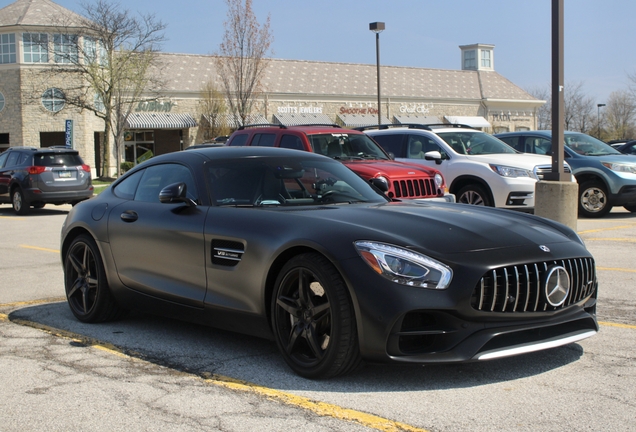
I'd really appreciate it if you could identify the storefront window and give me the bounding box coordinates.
[0,91,5,112]
[1,33,16,64]
[124,130,155,166]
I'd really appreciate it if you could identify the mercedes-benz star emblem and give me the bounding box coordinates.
[544,266,570,307]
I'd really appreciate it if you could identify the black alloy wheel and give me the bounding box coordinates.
[457,184,491,206]
[64,234,127,323]
[271,253,361,379]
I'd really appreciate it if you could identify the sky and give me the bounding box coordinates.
[6,0,635,103]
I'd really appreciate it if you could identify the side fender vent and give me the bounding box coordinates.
[211,239,244,267]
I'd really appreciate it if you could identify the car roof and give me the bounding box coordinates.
[360,123,482,134]
[178,145,334,161]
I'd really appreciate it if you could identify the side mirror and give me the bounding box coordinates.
[424,150,443,165]
[159,182,197,207]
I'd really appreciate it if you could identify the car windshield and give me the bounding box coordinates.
[308,133,390,160]
[206,156,389,207]
[565,133,622,156]
[437,131,517,155]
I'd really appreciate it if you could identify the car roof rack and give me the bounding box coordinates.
[354,123,476,132]
[237,123,287,130]
[288,124,342,129]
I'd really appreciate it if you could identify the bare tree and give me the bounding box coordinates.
[40,0,166,178]
[604,90,636,140]
[525,85,551,129]
[198,81,231,140]
[525,81,595,133]
[215,0,273,127]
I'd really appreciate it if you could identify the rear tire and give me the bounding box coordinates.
[271,253,361,379]
[12,187,29,215]
[579,181,612,218]
[64,234,127,323]
[457,184,491,207]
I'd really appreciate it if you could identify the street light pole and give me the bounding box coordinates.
[597,103,606,139]
[369,22,385,126]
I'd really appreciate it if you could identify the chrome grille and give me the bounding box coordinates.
[471,257,596,313]
[391,178,438,198]
[535,165,572,180]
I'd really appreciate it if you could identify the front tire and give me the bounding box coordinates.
[579,180,612,218]
[12,187,29,215]
[457,184,491,206]
[64,234,127,323]
[271,253,361,379]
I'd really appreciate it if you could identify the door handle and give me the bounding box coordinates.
[120,210,138,222]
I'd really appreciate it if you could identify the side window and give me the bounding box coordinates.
[280,134,304,150]
[5,151,20,167]
[0,151,8,168]
[227,133,249,147]
[252,133,276,147]
[406,135,427,159]
[371,134,405,157]
[112,170,144,200]
[134,164,197,203]
[527,137,552,155]
[499,136,522,152]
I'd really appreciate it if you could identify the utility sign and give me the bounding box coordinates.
[65,119,73,148]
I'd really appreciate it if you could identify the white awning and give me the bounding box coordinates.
[444,116,491,128]
[273,113,334,126]
[394,115,441,125]
[203,114,269,128]
[337,114,391,128]
[126,113,197,129]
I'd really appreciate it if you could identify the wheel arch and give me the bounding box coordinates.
[449,175,494,203]
[574,172,610,192]
[264,245,361,334]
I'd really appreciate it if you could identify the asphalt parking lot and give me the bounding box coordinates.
[1,203,634,432]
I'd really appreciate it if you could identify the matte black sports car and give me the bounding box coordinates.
[61,147,598,379]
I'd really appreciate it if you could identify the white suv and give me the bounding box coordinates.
[363,124,572,211]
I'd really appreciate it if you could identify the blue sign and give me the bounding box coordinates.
[65,120,73,148]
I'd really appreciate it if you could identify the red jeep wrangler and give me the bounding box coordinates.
[225,124,450,200]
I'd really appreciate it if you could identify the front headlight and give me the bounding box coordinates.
[601,161,636,174]
[373,175,389,188]
[354,241,452,289]
[434,173,444,189]
[489,164,534,178]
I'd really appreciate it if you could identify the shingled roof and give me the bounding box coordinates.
[155,52,538,102]
[0,0,85,28]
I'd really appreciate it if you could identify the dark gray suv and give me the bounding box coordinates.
[0,146,93,215]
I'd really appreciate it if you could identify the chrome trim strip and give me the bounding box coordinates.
[475,330,598,360]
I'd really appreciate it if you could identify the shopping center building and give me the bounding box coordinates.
[0,0,545,177]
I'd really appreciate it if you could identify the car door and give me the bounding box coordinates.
[108,162,208,307]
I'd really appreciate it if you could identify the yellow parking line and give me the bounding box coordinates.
[599,321,636,330]
[4,308,428,432]
[578,224,636,234]
[597,266,636,273]
[19,245,60,253]
[584,237,636,243]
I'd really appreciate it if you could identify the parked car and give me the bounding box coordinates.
[0,146,93,215]
[361,124,572,212]
[495,131,636,217]
[612,140,636,155]
[225,124,452,202]
[61,146,598,378]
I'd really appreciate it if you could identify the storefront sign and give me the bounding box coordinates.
[399,104,432,114]
[339,107,378,115]
[135,101,175,112]
[277,106,323,114]
[65,119,73,148]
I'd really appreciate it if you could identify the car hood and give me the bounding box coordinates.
[296,201,578,256]
[465,153,553,169]
[342,159,439,177]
